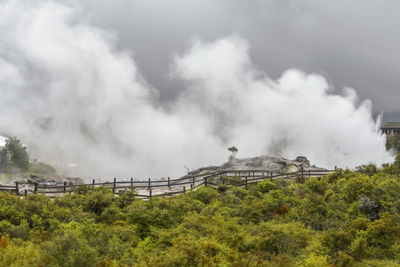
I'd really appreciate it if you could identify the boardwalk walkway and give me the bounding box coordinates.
[0,168,335,198]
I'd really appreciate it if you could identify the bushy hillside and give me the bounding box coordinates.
[1,156,400,266]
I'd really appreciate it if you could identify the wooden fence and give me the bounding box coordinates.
[0,168,336,198]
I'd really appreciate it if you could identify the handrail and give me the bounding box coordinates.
[0,168,335,197]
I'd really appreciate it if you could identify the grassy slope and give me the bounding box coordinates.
[0,162,57,184]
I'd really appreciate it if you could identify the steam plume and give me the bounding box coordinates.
[0,0,393,179]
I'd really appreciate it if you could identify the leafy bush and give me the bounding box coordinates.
[0,158,400,266]
[257,180,277,193]
[356,163,379,177]
[82,187,114,215]
[41,231,98,267]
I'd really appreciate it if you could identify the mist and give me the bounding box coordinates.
[0,0,393,179]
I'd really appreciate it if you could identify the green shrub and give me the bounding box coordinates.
[41,231,98,267]
[257,180,277,193]
[355,163,379,177]
[82,187,114,215]
[190,187,219,204]
[1,158,400,265]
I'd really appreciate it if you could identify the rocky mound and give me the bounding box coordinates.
[188,155,326,176]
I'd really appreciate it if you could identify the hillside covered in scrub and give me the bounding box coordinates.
[0,155,400,266]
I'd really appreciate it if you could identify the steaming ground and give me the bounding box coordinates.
[0,0,393,179]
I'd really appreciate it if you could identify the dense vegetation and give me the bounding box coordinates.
[0,137,30,173]
[0,155,400,266]
[387,135,400,153]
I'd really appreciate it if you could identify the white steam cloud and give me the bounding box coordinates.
[0,0,393,179]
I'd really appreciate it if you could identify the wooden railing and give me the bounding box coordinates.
[0,168,336,198]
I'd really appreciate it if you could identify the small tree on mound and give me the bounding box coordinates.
[228,146,238,160]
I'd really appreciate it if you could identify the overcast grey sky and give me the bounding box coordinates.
[76,0,400,121]
[0,0,396,177]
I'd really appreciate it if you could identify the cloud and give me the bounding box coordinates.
[0,0,224,178]
[76,0,400,115]
[0,0,393,179]
[173,37,393,169]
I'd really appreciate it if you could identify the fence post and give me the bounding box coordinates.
[301,167,304,178]
[113,178,116,193]
[24,189,27,196]
[149,189,152,198]
[15,182,19,196]
[131,177,133,187]
[167,177,170,187]
[34,183,38,194]
[335,165,337,171]
[183,186,186,194]
[92,179,95,188]
[148,178,151,190]
[245,176,248,188]
[63,181,67,193]
[190,183,193,190]
[204,177,208,187]
[192,177,195,187]
[270,172,273,181]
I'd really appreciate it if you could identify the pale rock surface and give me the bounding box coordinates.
[187,155,326,176]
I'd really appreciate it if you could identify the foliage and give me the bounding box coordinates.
[257,180,277,193]
[387,135,400,152]
[356,163,379,177]
[1,137,57,179]
[1,159,400,266]
[383,153,400,176]
[3,137,30,171]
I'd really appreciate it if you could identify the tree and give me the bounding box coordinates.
[41,231,98,267]
[0,149,7,173]
[3,137,29,171]
[227,146,238,159]
[355,163,379,177]
[386,135,400,153]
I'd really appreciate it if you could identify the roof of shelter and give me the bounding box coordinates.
[382,122,400,129]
